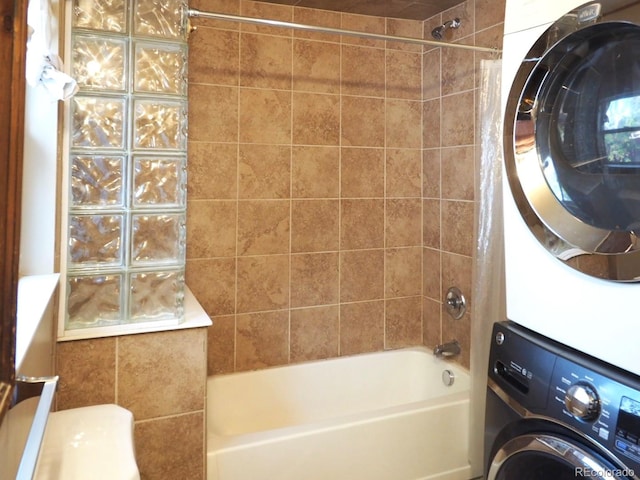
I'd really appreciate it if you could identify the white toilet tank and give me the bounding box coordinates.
[35,404,140,480]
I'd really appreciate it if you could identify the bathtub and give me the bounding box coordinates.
[207,346,471,480]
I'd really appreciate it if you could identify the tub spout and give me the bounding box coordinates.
[433,340,461,358]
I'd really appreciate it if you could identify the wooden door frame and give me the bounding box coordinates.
[0,0,27,423]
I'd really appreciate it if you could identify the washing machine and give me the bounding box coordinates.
[485,321,640,479]
[501,0,640,377]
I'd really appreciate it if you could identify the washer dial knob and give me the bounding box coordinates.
[564,383,600,421]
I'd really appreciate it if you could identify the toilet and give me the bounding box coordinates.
[1,275,141,479]
[0,395,140,480]
[34,404,140,480]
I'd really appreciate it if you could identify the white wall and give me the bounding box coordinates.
[20,0,60,276]
[21,87,58,276]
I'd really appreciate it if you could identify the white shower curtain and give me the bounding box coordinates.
[469,59,506,478]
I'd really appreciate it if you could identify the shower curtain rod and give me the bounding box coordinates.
[187,8,501,54]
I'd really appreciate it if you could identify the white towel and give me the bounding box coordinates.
[25,0,78,100]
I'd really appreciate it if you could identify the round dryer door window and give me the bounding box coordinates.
[504,6,640,281]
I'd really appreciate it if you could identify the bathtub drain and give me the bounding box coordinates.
[442,369,455,386]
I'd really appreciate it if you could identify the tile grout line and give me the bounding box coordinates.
[382,16,388,351]
[233,19,241,373]
[438,12,444,345]
[288,18,294,365]
[420,16,425,348]
[337,11,343,358]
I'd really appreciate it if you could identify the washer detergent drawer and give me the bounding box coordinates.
[488,323,557,411]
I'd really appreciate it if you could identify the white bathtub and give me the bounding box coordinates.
[207,347,471,480]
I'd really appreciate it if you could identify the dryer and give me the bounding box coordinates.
[501,0,640,376]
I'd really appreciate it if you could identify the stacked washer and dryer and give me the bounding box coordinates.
[485,1,640,478]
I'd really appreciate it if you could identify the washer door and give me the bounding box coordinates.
[488,434,635,480]
[504,3,640,281]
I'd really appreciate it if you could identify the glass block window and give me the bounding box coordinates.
[63,0,188,334]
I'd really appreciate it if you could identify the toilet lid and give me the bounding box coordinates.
[34,404,140,480]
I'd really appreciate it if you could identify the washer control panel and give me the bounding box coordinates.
[548,354,640,467]
[489,321,640,470]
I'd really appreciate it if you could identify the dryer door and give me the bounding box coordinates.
[487,433,636,479]
[504,3,640,281]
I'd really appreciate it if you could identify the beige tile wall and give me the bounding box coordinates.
[188,0,504,373]
[187,0,427,375]
[421,0,504,369]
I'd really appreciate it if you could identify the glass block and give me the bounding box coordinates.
[72,95,127,149]
[67,273,123,329]
[64,0,191,334]
[72,35,127,92]
[71,155,124,208]
[133,99,186,150]
[131,213,185,265]
[134,41,186,95]
[129,270,184,322]
[134,0,185,40]
[72,0,127,33]
[68,214,124,267]
[133,156,185,208]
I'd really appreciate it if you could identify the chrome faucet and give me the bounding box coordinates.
[433,340,461,359]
